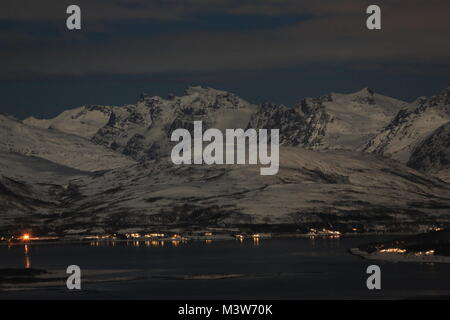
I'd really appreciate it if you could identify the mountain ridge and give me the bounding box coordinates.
[363,86,450,181]
[0,114,135,172]
[24,86,408,156]
[2,85,450,235]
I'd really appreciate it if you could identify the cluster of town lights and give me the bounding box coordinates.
[308,228,341,239]
[415,250,435,256]
[378,248,435,256]
[380,248,407,253]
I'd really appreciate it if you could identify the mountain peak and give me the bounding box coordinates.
[138,92,158,101]
[137,93,163,106]
[353,87,375,97]
[349,87,376,105]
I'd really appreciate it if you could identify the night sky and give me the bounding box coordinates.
[1,0,450,119]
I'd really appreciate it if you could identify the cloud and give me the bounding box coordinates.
[0,0,449,79]
[2,0,448,21]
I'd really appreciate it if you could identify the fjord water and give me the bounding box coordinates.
[1,236,449,299]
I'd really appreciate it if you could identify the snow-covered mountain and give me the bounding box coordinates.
[300,88,407,150]
[25,87,257,161]
[407,122,450,182]
[246,102,310,146]
[0,114,134,171]
[24,105,113,139]
[1,147,449,235]
[3,85,450,235]
[67,148,450,233]
[25,87,405,160]
[247,88,406,150]
[363,87,450,179]
[0,152,90,229]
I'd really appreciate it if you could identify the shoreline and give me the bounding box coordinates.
[349,248,450,264]
[0,232,409,247]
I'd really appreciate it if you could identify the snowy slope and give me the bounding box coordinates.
[248,88,406,150]
[363,87,450,163]
[25,87,258,161]
[0,114,134,171]
[299,88,407,150]
[92,86,258,161]
[2,146,448,235]
[0,152,91,230]
[24,105,112,139]
[407,122,450,182]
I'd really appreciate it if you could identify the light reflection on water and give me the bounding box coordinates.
[18,236,363,269]
[24,244,30,269]
[16,236,351,268]
[2,236,449,300]
[80,237,346,248]
[19,236,271,268]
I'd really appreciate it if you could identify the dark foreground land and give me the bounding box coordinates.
[359,229,450,256]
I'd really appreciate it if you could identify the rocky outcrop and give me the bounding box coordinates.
[408,122,450,182]
[363,87,450,166]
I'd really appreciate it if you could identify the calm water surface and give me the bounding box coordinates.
[1,236,449,299]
